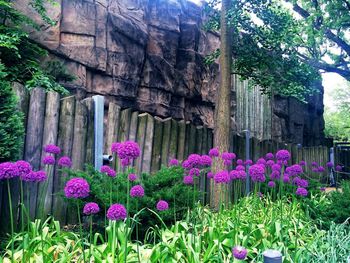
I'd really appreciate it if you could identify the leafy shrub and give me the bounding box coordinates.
[0,65,24,162]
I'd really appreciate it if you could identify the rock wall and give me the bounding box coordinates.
[14,0,325,145]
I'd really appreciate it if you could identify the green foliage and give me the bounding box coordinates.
[0,0,70,95]
[0,64,24,162]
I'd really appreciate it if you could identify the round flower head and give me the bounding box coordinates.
[312,167,319,173]
[236,159,243,165]
[128,173,138,181]
[0,162,19,180]
[276,150,291,162]
[182,160,191,170]
[214,170,230,184]
[58,156,72,168]
[183,175,194,185]
[326,161,334,168]
[335,165,342,172]
[249,164,266,182]
[286,164,303,176]
[107,203,127,221]
[16,160,32,177]
[223,159,232,166]
[271,163,281,172]
[237,170,247,180]
[265,153,274,160]
[270,170,281,180]
[229,170,239,180]
[189,168,200,177]
[21,170,47,182]
[200,155,212,167]
[44,144,61,155]
[113,141,140,160]
[208,147,219,157]
[283,175,290,183]
[266,160,275,167]
[244,159,253,166]
[100,165,116,177]
[236,165,245,171]
[299,160,306,166]
[232,246,247,260]
[121,158,131,167]
[221,152,236,161]
[168,159,179,166]
[156,200,169,211]
[42,155,55,165]
[311,162,318,167]
[187,154,202,168]
[64,177,90,199]
[207,171,214,179]
[83,202,100,215]
[130,185,145,198]
[318,166,325,173]
[256,158,266,165]
[267,181,276,188]
[296,187,308,197]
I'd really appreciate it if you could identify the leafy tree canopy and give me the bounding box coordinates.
[204,0,350,101]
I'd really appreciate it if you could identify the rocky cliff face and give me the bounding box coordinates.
[14,0,325,145]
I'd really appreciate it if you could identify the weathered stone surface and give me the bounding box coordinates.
[15,0,325,145]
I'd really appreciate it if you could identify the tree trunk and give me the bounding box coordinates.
[210,0,233,209]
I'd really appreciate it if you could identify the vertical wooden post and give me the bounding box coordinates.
[161,118,172,166]
[151,117,164,173]
[104,102,121,154]
[142,114,154,174]
[135,113,147,176]
[177,120,186,161]
[84,98,95,165]
[168,119,179,161]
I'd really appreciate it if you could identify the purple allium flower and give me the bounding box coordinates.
[107,204,127,221]
[326,162,334,168]
[83,202,100,215]
[286,164,303,176]
[130,185,145,198]
[112,141,140,160]
[128,173,138,181]
[100,165,116,177]
[168,159,179,166]
[44,144,61,155]
[214,170,230,184]
[208,147,219,157]
[182,160,191,170]
[183,175,194,185]
[276,150,291,162]
[292,177,308,188]
[249,164,266,182]
[265,153,274,160]
[232,246,247,260]
[207,171,214,179]
[311,162,318,167]
[42,155,55,165]
[270,170,281,180]
[312,167,319,173]
[0,162,19,180]
[189,168,200,177]
[156,200,169,211]
[244,159,253,166]
[236,165,245,171]
[221,152,236,161]
[64,178,90,199]
[229,170,239,180]
[318,166,325,173]
[299,160,306,166]
[296,187,308,197]
[267,181,276,188]
[266,160,275,167]
[320,187,326,192]
[187,154,202,168]
[15,160,32,177]
[283,175,290,183]
[121,158,131,167]
[271,164,281,171]
[236,159,243,165]
[21,170,47,182]
[237,170,247,180]
[335,165,342,172]
[58,156,72,168]
[256,158,266,165]
[200,155,212,167]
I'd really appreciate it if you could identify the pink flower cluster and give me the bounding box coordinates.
[111,141,140,166]
[64,177,90,199]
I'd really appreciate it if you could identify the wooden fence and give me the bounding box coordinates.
[0,87,331,231]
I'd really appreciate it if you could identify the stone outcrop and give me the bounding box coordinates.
[14,0,325,145]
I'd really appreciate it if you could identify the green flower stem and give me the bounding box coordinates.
[7,180,14,263]
[124,167,130,263]
[76,201,86,263]
[20,180,25,263]
[112,221,116,263]
[89,216,93,261]
[136,202,141,263]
